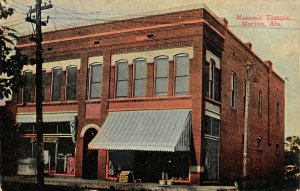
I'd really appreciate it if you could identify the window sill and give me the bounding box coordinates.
[205,97,221,105]
[230,106,237,111]
[17,101,78,106]
[85,99,101,103]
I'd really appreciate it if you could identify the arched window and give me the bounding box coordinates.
[133,58,147,97]
[257,137,262,150]
[258,90,262,114]
[89,63,102,99]
[174,54,189,95]
[116,60,128,98]
[23,70,33,103]
[51,67,62,101]
[231,72,237,109]
[66,66,78,100]
[154,56,169,96]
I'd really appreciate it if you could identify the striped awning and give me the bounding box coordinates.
[88,109,191,152]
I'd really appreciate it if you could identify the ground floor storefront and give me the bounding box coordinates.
[107,151,190,183]
[16,112,78,177]
[83,109,194,184]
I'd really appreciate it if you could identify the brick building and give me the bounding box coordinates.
[13,4,284,185]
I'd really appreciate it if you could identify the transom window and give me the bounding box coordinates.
[204,115,220,138]
[133,58,147,97]
[51,67,62,101]
[23,70,33,103]
[66,66,77,100]
[116,60,129,98]
[154,56,169,96]
[174,54,189,95]
[89,63,102,99]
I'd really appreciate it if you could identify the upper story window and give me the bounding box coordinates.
[276,101,280,124]
[89,63,102,99]
[231,72,237,109]
[42,70,46,102]
[51,67,62,101]
[23,70,33,103]
[258,90,262,114]
[116,60,128,98]
[133,58,147,97]
[276,143,280,155]
[174,54,189,95]
[257,136,262,150]
[204,55,221,101]
[154,56,169,96]
[66,66,77,100]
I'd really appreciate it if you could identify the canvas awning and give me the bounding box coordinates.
[88,109,191,152]
[16,112,77,123]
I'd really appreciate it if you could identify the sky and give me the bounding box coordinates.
[1,0,299,137]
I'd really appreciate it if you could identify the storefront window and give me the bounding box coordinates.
[18,122,76,176]
[108,151,189,182]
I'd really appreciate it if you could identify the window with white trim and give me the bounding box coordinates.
[89,63,102,99]
[23,70,33,103]
[116,60,128,98]
[154,56,169,96]
[51,67,62,101]
[133,58,147,97]
[66,66,77,100]
[204,58,221,101]
[174,54,189,95]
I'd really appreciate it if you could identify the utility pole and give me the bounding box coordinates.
[242,63,258,178]
[25,1,52,191]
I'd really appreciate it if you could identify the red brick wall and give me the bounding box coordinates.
[15,7,285,185]
[219,26,285,182]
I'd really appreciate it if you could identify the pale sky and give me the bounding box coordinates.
[1,0,300,137]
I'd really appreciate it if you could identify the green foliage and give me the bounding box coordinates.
[0,0,28,100]
[285,136,300,166]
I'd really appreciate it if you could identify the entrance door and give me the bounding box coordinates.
[82,128,98,179]
[204,137,219,181]
[44,142,57,173]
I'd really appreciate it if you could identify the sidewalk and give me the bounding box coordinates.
[1,176,237,191]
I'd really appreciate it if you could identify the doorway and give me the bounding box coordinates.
[82,128,98,179]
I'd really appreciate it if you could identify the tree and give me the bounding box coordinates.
[0,0,28,100]
[285,136,300,167]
